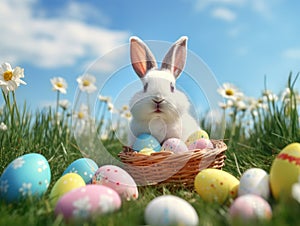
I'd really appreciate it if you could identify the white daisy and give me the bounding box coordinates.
[262,90,278,102]
[0,122,7,131]
[236,100,247,111]
[121,112,132,120]
[98,95,110,103]
[0,62,26,95]
[107,102,114,113]
[50,77,67,94]
[100,133,109,141]
[217,83,243,101]
[59,99,70,110]
[74,104,89,121]
[77,74,97,93]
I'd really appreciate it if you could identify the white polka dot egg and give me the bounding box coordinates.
[238,168,270,199]
[92,165,138,200]
[132,133,161,152]
[63,158,98,184]
[185,130,209,147]
[229,194,272,221]
[55,184,121,220]
[187,138,213,150]
[0,153,51,203]
[144,195,199,226]
[161,138,188,154]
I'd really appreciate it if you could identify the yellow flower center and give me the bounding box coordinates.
[78,112,84,119]
[55,82,64,88]
[125,112,131,118]
[83,80,90,87]
[3,70,13,81]
[225,89,234,96]
[257,99,263,104]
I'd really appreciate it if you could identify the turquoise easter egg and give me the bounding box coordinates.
[0,153,51,203]
[132,133,161,152]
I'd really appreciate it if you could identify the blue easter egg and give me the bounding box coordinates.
[63,158,98,184]
[0,153,51,203]
[132,133,161,152]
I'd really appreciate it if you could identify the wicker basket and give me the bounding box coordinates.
[118,140,227,188]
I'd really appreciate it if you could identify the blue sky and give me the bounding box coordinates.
[0,0,300,113]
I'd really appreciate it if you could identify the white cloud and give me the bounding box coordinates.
[211,7,236,22]
[194,0,273,21]
[54,1,111,25]
[282,48,300,59]
[0,0,130,69]
[251,0,271,17]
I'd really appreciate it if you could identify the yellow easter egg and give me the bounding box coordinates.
[49,173,86,206]
[139,148,155,156]
[270,143,300,200]
[194,169,239,204]
[185,130,209,146]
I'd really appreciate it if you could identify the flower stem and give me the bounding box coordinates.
[1,90,9,106]
[12,91,21,123]
[56,90,60,117]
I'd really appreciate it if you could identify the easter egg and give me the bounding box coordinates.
[49,173,86,206]
[229,194,272,220]
[0,153,51,203]
[144,195,199,226]
[92,165,138,200]
[55,184,121,220]
[63,158,98,184]
[161,138,188,153]
[292,181,300,203]
[139,148,155,155]
[185,130,209,147]
[132,133,161,152]
[187,138,214,150]
[194,168,239,204]
[238,168,270,199]
[270,143,300,200]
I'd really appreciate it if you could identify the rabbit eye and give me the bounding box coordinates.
[144,82,148,92]
[170,82,175,93]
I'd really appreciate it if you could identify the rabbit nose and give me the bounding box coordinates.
[152,98,164,104]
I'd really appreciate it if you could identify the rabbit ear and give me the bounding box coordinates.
[161,36,188,79]
[130,36,157,78]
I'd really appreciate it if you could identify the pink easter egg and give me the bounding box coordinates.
[188,138,214,150]
[229,194,272,220]
[92,165,138,200]
[55,184,121,220]
[161,138,189,154]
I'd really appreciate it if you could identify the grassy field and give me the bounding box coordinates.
[1,73,300,226]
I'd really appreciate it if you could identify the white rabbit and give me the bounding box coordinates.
[127,36,200,146]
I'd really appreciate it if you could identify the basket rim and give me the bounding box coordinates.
[119,139,227,158]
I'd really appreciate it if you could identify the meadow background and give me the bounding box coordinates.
[0,66,300,225]
[1,0,300,225]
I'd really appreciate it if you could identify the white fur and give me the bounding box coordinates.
[127,36,200,146]
[128,70,199,145]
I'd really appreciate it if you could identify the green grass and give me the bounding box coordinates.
[1,74,300,225]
